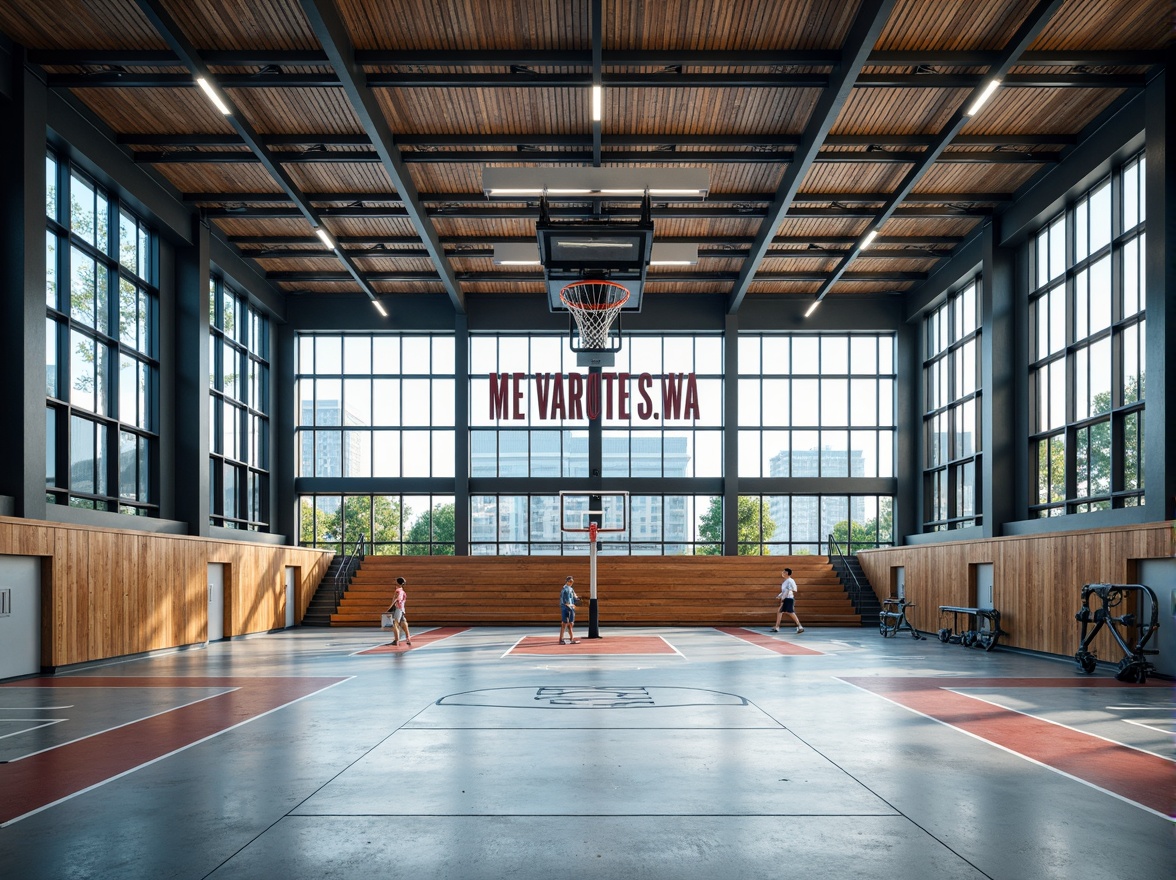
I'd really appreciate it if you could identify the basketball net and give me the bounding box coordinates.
[560,279,630,349]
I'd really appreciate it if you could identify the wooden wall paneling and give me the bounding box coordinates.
[0,517,331,670]
[857,523,1175,658]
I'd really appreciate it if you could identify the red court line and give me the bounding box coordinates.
[843,676,1175,819]
[718,627,825,655]
[0,676,346,826]
[358,626,469,654]
[509,635,677,655]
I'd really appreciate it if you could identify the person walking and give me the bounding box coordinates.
[388,577,412,647]
[559,575,580,645]
[771,568,804,634]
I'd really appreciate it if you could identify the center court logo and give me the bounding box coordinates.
[436,686,748,709]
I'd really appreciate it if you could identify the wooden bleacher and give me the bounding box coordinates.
[329,555,862,628]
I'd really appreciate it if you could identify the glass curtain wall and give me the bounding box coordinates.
[45,151,158,515]
[295,335,457,554]
[295,332,897,555]
[736,334,896,555]
[209,275,270,530]
[922,277,982,531]
[1029,152,1146,516]
[470,334,721,554]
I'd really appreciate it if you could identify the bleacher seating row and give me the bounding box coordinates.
[327,555,863,628]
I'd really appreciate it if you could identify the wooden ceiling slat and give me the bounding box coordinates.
[608,0,856,52]
[337,0,587,52]
[0,0,1153,302]
[168,0,319,51]
[0,0,165,50]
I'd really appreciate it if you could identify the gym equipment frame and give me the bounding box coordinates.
[937,605,1006,651]
[1074,583,1160,683]
[879,597,923,639]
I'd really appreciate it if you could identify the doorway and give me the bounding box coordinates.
[890,566,905,600]
[208,563,225,642]
[285,566,298,629]
[0,556,41,679]
[971,563,994,609]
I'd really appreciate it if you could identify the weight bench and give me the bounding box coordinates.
[937,605,1005,651]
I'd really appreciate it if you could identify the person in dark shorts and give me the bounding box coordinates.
[771,568,804,634]
[559,576,580,645]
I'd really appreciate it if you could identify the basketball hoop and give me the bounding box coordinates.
[560,279,630,350]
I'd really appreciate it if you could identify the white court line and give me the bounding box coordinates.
[840,679,1175,823]
[0,719,67,739]
[348,627,442,656]
[1121,719,1176,735]
[0,677,353,828]
[501,634,529,658]
[5,689,237,763]
[953,690,1176,764]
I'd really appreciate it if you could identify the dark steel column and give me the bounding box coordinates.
[1143,62,1173,520]
[273,320,297,542]
[893,315,920,542]
[454,313,470,554]
[984,224,1018,533]
[0,55,48,520]
[173,218,211,536]
[723,314,739,554]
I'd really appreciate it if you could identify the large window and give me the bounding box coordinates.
[1029,153,1145,517]
[45,152,157,514]
[737,335,895,479]
[210,276,269,530]
[298,494,455,555]
[923,278,981,531]
[735,495,894,555]
[296,335,455,478]
[471,335,723,478]
[470,494,718,556]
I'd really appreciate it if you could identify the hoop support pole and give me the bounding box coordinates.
[588,522,600,639]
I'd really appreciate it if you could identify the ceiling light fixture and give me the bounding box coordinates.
[804,300,821,317]
[372,299,388,317]
[315,227,334,248]
[966,79,1002,116]
[483,168,709,199]
[861,230,878,248]
[494,242,697,267]
[195,77,232,115]
[592,84,603,122]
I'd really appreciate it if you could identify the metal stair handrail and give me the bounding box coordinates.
[828,533,864,604]
[333,534,366,602]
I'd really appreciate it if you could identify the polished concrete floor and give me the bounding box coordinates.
[1,625,1173,879]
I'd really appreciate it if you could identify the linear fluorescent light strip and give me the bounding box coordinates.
[592,84,602,122]
[196,77,232,115]
[804,300,821,317]
[861,230,878,249]
[372,299,388,317]
[966,79,1002,116]
[315,227,334,248]
[493,242,697,266]
[483,168,709,198]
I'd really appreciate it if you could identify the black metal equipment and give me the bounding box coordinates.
[937,605,1006,651]
[1074,583,1160,683]
[879,597,924,639]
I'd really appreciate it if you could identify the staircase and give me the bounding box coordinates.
[301,556,355,626]
[830,553,881,627]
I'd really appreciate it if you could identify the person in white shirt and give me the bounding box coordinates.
[771,568,805,634]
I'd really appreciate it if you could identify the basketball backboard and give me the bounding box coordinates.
[559,491,629,534]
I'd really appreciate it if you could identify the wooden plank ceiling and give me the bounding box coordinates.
[0,0,1165,311]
